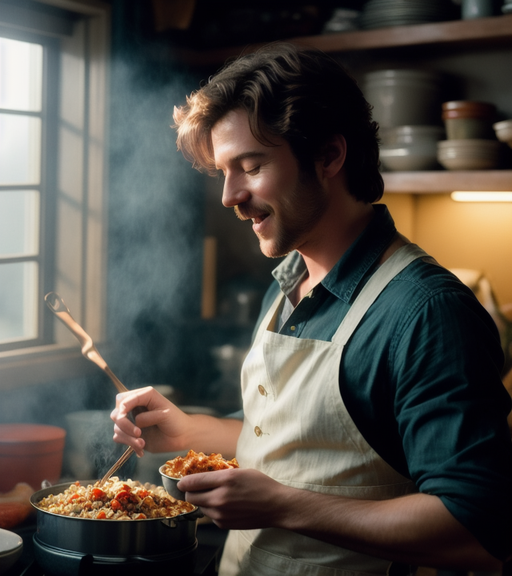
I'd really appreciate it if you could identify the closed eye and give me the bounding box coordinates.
[245,166,260,176]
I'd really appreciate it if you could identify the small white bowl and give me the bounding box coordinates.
[437,139,501,170]
[380,142,440,171]
[0,529,23,573]
[437,148,501,159]
[438,157,499,170]
[493,119,512,148]
[437,138,501,150]
[437,152,500,170]
[382,125,445,146]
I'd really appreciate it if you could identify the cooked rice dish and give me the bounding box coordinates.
[163,449,239,478]
[35,477,195,520]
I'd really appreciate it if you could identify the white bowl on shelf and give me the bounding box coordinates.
[437,139,501,170]
[493,119,512,148]
[380,142,440,171]
[381,125,445,146]
[380,125,445,171]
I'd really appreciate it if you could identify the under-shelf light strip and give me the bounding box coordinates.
[451,191,512,202]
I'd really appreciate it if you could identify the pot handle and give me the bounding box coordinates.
[186,508,204,520]
[160,508,204,527]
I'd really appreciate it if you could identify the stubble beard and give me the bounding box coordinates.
[236,172,328,259]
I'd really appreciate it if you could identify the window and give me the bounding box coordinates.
[0,35,53,350]
[0,0,110,388]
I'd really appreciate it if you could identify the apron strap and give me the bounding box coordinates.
[332,243,429,346]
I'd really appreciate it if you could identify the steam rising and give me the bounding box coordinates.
[106,57,210,395]
[0,51,214,480]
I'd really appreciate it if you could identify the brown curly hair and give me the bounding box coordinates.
[173,42,383,203]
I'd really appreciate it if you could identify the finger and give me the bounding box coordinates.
[115,389,149,417]
[177,470,229,493]
[112,423,145,456]
[111,405,143,437]
[133,407,179,430]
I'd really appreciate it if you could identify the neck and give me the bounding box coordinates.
[298,199,375,290]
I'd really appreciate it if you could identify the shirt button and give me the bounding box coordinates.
[290,326,296,331]
[258,385,267,396]
[254,426,262,437]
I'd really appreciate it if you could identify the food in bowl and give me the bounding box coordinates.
[163,450,239,478]
[34,477,195,520]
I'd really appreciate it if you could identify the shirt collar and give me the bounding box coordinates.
[272,204,397,303]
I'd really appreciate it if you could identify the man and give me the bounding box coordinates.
[111,43,512,575]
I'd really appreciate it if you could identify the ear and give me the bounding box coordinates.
[319,134,347,178]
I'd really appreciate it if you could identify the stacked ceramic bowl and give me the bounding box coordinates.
[437,139,502,170]
[380,126,445,171]
[363,69,445,171]
[442,101,496,140]
[437,101,501,170]
[364,69,442,130]
[360,0,455,29]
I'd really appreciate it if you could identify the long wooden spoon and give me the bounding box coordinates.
[44,291,136,482]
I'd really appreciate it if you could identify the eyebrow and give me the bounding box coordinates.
[216,151,267,170]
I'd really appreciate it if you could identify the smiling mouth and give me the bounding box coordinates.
[235,204,270,224]
[251,213,269,225]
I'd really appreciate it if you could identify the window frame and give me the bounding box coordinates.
[0,29,59,351]
[0,0,110,389]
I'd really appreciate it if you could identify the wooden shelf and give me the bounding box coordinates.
[383,170,512,193]
[172,15,512,196]
[294,14,512,53]
[172,14,512,67]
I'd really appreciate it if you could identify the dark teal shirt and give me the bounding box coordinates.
[255,204,512,561]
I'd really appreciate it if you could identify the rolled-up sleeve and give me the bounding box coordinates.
[392,289,512,560]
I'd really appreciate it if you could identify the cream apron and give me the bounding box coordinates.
[219,244,427,576]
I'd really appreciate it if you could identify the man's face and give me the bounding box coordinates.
[211,109,328,259]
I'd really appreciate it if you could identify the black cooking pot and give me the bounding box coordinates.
[30,481,200,557]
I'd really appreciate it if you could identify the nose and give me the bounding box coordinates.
[222,173,251,208]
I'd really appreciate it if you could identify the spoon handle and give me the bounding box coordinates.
[98,446,135,485]
[103,366,129,393]
[45,291,143,479]
[44,292,128,393]
[45,292,93,351]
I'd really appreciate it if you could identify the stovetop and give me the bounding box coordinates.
[5,520,228,576]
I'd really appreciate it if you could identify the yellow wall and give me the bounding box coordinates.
[380,193,512,307]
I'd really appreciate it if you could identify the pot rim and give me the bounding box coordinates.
[31,480,200,558]
[30,480,200,522]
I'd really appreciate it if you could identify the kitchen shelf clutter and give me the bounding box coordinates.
[174,14,512,65]
[175,13,512,195]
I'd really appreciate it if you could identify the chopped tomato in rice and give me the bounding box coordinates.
[36,477,195,520]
